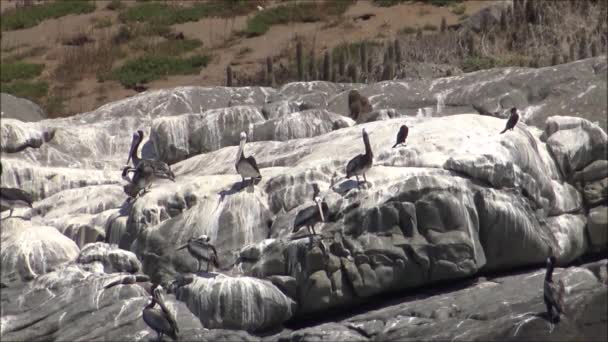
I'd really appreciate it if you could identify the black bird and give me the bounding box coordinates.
[392,124,409,148]
[126,130,176,185]
[0,163,34,218]
[293,184,329,237]
[544,255,566,324]
[235,131,262,188]
[176,235,219,272]
[500,107,519,134]
[346,128,374,188]
[143,285,179,341]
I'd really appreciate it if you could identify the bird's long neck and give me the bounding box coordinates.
[131,135,142,165]
[236,139,245,166]
[545,260,554,282]
[363,132,373,158]
[145,297,156,309]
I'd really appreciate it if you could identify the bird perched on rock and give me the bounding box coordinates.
[348,90,372,122]
[392,124,409,148]
[0,162,34,218]
[123,131,175,197]
[500,107,519,134]
[293,184,329,237]
[346,128,374,188]
[235,131,262,188]
[544,255,566,324]
[176,235,219,273]
[143,284,179,341]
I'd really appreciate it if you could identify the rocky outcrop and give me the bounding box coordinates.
[1,57,607,341]
[0,93,47,122]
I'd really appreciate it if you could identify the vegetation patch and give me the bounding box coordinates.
[131,38,203,56]
[1,62,44,82]
[1,1,96,31]
[118,0,259,26]
[331,40,382,61]
[373,0,463,7]
[106,55,211,88]
[423,23,438,31]
[243,1,354,37]
[92,16,113,29]
[0,80,48,100]
[399,26,418,35]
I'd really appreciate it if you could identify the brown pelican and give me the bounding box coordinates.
[126,130,176,185]
[235,131,261,187]
[0,163,34,218]
[392,124,409,148]
[500,107,519,134]
[143,285,179,341]
[176,235,219,272]
[346,128,373,188]
[293,184,329,236]
[544,255,566,323]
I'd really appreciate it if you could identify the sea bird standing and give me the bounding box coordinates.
[176,235,219,273]
[142,285,179,341]
[235,131,261,188]
[346,128,374,188]
[392,124,409,148]
[124,131,175,195]
[293,184,329,237]
[500,107,519,134]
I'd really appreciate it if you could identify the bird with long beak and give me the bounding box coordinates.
[176,235,219,273]
[0,162,34,218]
[392,124,409,148]
[142,284,179,341]
[235,131,261,188]
[346,128,374,188]
[125,130,176,194]
[500,107,519,134]
[293,184,329,237]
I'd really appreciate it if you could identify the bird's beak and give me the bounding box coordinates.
[316,200,325,222]
[176,244,188,251]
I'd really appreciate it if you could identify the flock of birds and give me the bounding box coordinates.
[0,104,553,341]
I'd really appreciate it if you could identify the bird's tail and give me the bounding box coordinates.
[500,127,507,134]
[392,142,398,148]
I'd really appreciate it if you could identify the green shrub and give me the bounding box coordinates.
[399,26,418,35]
[1,1,96,31]
[451,3,467,15]
[0,80,48,100]
[131,38,203,55]
[423,23,438,31]
[461,56,497,72]
[107,55,211,88]
[1,62,44,82]
[243,1,354,37]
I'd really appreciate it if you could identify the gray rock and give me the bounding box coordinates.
[77,242,141,274]
[174,273,296,332]
[573,160,608,183]
[587,206,608,250]
[1,219,79,287]
[584,178,608,206]
[1,93,47,122]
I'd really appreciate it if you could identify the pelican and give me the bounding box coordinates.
[293,184,329,236]
[500,107,519,134]
[235,132,261,188]
[176,235,219,272]
[544,255,566,323]
[392,124,409,148]
[0,163,34,218]
[143,285,179,341]
[126,130,176,185]
[346,128,373,188]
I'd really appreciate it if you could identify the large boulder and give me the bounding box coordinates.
[587,206,608,251]
[174,273,296,332]
[1,219,79,287]
[0,93,47,122]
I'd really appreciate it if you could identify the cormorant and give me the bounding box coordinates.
[176,235,219,272]
[142,285,179,341]
[544,255,566,323]
[126,130,176,184]
[346,128,374,188]
[392,124,409,148]
[500,107,519,134]
[235,132,261,188]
